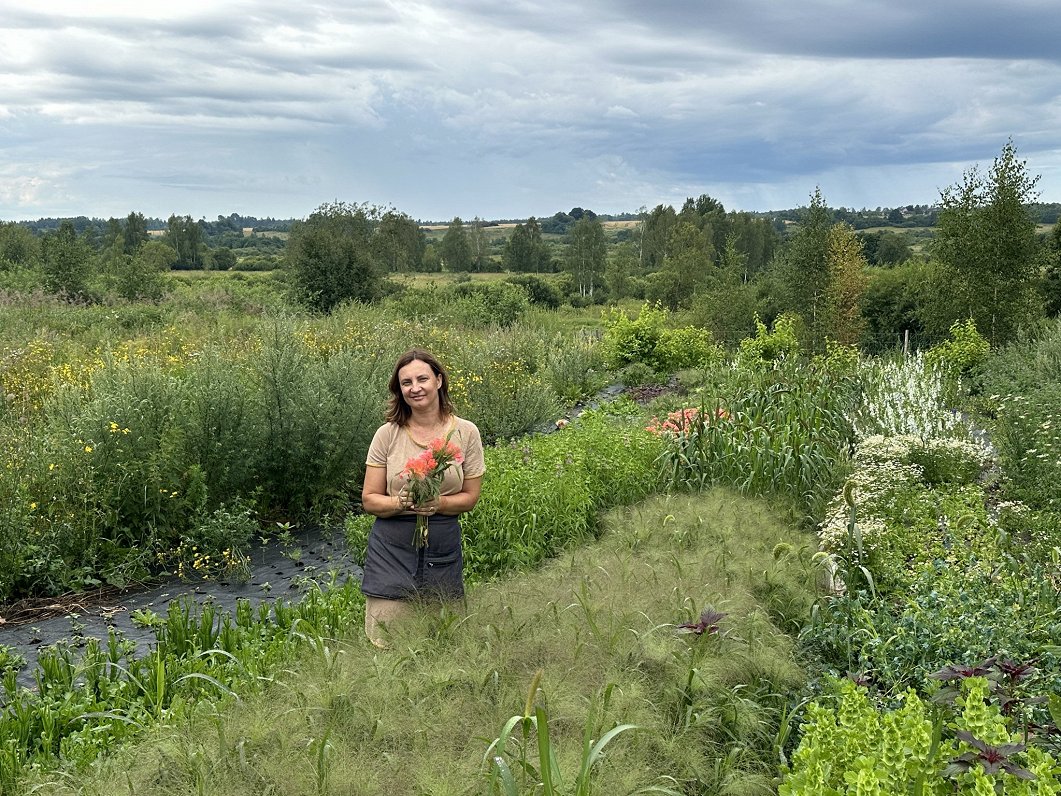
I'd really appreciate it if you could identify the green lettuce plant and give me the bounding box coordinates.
[780,677,1061,795]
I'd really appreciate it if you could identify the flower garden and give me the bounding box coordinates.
[1,289,1060,794]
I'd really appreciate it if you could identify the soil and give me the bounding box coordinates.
[0,525,363,689]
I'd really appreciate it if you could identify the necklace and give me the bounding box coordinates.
[405,415,453,448]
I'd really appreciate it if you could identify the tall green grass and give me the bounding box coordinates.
[26,490,818,796]
[652,359,854,522]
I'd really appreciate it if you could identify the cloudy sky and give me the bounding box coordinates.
[2,0,1060,223]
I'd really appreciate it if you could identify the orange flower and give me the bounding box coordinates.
[401,431,464,548]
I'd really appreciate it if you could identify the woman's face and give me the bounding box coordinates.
[397,358,442,413]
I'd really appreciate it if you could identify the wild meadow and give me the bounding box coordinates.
[2,273,1061,794]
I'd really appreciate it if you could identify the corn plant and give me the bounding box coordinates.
[653,360,852,520]
[485,673,673,796]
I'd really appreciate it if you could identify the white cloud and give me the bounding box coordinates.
[1,0,1060,220]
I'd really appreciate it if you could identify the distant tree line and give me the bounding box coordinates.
[3,142,1061,350]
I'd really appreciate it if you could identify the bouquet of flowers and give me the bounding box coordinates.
[400,432,464,548]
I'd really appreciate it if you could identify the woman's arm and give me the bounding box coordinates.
[438,475,482,515]
[362,466,408,518]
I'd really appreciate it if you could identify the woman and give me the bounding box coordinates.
[360,348,485,648]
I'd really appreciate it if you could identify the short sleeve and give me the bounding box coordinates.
[458,420,485,479]
[366,424,394,468]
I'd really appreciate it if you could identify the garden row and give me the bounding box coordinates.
[0,410,661,790]
[783,325,1061,793]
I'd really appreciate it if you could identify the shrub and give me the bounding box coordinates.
[618,361,658,387]
[504,274,562,309]
[161,500,257,582]
[461,411,662,579]
[601,302,717,374]
[599,302,667,369]
[654,325,721,371]
[252,319,388,513]
[814,339,861,379]
[737,312,801,364]
[450,281,531,327]
[43,360,198,579]
[461,358,559,442]
[544,330,606,401]
[926,318,991,397]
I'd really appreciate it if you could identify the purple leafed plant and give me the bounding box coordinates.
[677,608,727,636]
[943,730,1035,781]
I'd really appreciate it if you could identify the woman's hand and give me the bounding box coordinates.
[363,468,413,518]
[410,495,440,516]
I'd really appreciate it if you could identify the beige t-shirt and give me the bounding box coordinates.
[365,416,486,500]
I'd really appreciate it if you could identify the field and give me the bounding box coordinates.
[1,276,1060,794]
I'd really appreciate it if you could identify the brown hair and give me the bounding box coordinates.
[385,348,455,425]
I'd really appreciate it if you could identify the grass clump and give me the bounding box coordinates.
[27,490,818,796]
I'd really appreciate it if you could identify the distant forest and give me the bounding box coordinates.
[14,202,1061,241]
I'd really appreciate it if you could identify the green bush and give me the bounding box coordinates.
[43,361,198,584]
[462,412,663,580]
[446,331,561,442]
[599,302,667,369]
[926,318,991,378]
[161,500,257,582]
[653,325,721,371]
[926,318,991,398]
[737,312,801,364]
[618,361,658,387]
[543,330,606,401]
[504,274,562,309]
[252,321,388,513]
[176,348,265,502]
[451,281,531,327]
[600,302,717,374]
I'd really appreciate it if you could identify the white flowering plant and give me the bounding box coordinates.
[852,352,969,440]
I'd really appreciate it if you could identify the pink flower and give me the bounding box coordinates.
[430,436,464,464]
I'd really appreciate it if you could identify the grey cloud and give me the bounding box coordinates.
[599,0,1061,62]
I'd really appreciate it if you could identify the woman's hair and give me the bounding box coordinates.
[385,348,455,425]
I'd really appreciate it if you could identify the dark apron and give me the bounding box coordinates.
[360,513,464,600]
